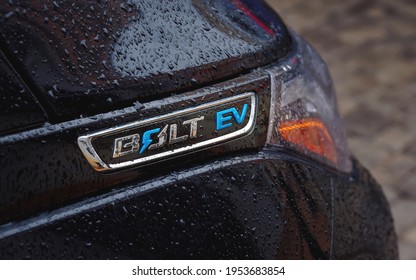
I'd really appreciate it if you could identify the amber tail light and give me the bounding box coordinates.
[266,33,351,172]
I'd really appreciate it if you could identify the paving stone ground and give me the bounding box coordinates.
[266,0,416,259]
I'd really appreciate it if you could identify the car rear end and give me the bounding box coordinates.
[0,0,397,259]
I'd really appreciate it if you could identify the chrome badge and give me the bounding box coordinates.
[78,92,256,171]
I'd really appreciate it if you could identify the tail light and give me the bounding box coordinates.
[266,33,352,172]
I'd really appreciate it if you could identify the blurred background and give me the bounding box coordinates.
[266,0,416,259]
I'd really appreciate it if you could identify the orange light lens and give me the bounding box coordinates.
[278,118,337,164]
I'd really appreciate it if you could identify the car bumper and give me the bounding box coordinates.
[0,150,397,259]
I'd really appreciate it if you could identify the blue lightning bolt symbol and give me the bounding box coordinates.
[139,128,161,154]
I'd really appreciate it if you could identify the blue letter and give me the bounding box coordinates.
[140,128,161,154]
[231,103,248,124]
[216,109,233,130]
[216,103,248,131]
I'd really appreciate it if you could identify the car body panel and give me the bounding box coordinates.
[0,70,270,225]
[0,0,290,121]
[0,0,398,259]
[0,51,46,135]
[0,152,397,259]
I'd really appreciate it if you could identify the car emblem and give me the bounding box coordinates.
[78,92,256,172]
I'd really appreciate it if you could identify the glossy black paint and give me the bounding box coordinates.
[0,0,398,259]
[0,152,396,259]
[0,51,46,135]
[0,0,290,121]
[332,160,397,259]
[0,70,270,224]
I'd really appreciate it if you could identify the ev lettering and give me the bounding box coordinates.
[216,103,248,131]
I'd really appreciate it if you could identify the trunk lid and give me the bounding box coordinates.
[0,0,291,121]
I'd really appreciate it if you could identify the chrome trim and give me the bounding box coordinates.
[78,92,257,172]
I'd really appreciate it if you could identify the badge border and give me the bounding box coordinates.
[78,92,257,172]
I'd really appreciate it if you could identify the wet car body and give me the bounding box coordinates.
[0,0,397,259]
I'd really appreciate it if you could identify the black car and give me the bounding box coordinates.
[0,0,397,259]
